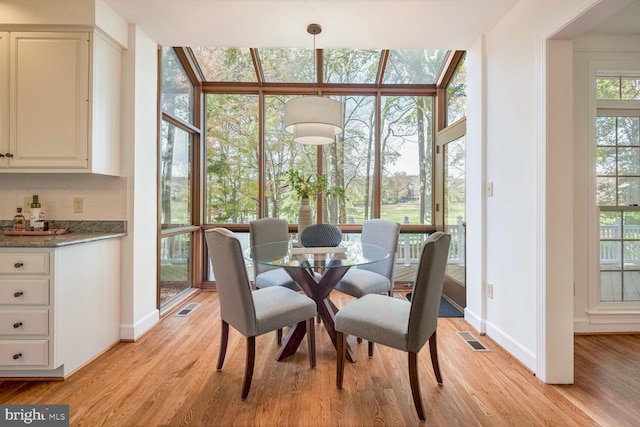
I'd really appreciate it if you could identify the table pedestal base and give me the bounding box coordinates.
[275,265,356,363]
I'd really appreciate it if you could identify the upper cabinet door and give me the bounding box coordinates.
[8,32,89,170]
[0,33,8,169]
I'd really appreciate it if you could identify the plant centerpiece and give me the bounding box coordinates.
[282,169,328,201]
[281,169,328,238]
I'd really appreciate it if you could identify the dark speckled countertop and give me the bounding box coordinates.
[0,221,126,248]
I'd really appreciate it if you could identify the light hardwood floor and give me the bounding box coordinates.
[1,291,639,426]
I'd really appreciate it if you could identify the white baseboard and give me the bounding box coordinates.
[120,309,160,341]
[484,320,537,373]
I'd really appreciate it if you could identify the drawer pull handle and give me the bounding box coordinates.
[13,353,22,360]
[14,291,24,298]
[14,262,24,268]
[13,322,23,329]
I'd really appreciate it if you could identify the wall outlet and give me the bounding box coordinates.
[487,283,494,299]
[73,197,84,214]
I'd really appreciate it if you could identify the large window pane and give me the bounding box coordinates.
[259,48,314,83]
[160,233,192,307]
[383,50,447,84]
[323,49,380,84]
[160,121,192,228]
[380,96,433,225]
[264,94,318,222]
[324,95,375,224]
[191,47,256,82]
[160,47,193,123]
[205,94,259,224]
[446,55,466,125]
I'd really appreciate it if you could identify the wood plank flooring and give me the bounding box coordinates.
[1,291,639,426]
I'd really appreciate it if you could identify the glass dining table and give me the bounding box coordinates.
[245,240,389,363]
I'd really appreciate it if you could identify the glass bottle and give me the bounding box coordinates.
[30,195,41,209]
[30,195,42,228]
[13,208,26,231]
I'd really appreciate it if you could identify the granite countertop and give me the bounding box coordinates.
[0,221,126,248]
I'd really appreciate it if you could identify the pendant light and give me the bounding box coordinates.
[284,24,343,145]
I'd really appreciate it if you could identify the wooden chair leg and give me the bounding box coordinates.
[242,336,256,400]
[336,331,346,388]
[276,328,283,346]
[307,318,316,368]
[217,320,229,371]
[368,341,374,358]
[428,330,443,385]
[408,351,426,421]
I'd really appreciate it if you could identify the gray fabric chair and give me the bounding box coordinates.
[250,218,299,291]
[334,219,400,298]
[335,232,451,421]
[205,228,317,400]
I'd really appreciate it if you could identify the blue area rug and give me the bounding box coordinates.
[405,293,463,317]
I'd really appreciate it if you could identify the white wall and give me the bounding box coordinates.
[472,0,560,373]
[0,174,126,221]
[119,24,159,340]
[466,0,595,379]
[573,33,640,333]
[463,36,487,333]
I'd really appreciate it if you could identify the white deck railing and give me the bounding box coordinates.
[600,223,640,265]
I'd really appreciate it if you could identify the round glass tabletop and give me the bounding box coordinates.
[244,240,389,269]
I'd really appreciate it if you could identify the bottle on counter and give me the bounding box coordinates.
[13,207,26,231]
[30,195,44,231]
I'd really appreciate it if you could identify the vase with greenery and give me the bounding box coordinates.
[281,170,329,238]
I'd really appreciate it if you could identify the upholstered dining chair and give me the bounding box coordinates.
[249,218,298,291]
[334,218,400,298]
[205,228,317,400]
[335,231,451,421]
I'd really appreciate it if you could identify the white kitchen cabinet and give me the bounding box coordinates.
[0,32,8,167]
[0,31,121,175]
[0,239,121,378]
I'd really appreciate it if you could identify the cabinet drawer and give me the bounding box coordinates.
[0,279,48,305]
[0,253,49,274]
[0,340,48,366]
[0,310,48,335]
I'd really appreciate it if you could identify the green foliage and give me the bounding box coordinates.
[280,169,328,200]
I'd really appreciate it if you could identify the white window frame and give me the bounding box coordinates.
[588,60,640,320]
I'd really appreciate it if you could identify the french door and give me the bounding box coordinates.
[437,119,466,308]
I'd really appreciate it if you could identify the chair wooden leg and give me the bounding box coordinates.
[277,328,283,346]
[307,318,316,368]
[428,330,443,385]
[217,320,229,371]
[242,336,256,400]
[368,341,374,358]
[408,351,426,421]
[336,331,346,388]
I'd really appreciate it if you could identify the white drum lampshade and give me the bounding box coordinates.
[284,96,343,145]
